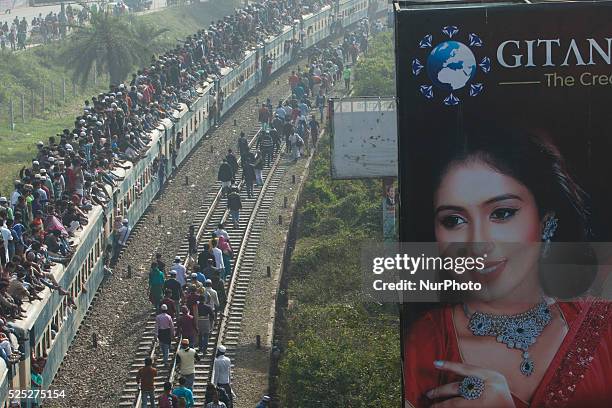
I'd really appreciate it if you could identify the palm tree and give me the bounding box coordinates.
[130,20,171,65]
[62,7,168,86]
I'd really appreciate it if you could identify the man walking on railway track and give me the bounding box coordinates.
[164,270,182,302]
[288,70,300,93]
[210,238,225,278]
[256,395,271,408]
[172,377,194,408]
[158,382,179,408]
[217,159,233,197]
[204,279,220,315]
[258,103,271,131]
[156,253,167,274]
[171,257,187,287]
[136,357,157,408]
[241,158,255,199]
[309,115,320,148]
[315,89,325,122]
[212,344,233,408]
[194,292,214,354]
[225,150,238,181]
[343,65,352,91]
[155,304,174,367]
[253,152,265,187]
[258,130,274,167]
[205,390,228,408]
[178,305,197,348]
[161,290,177,319]
[213,223,230,243]
[176,338,200,390]
[238,132,249,163]
[149,262,165,312]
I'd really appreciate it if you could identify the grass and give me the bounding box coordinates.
[0,1,240,196]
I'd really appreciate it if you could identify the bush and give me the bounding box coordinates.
[279,304,400,407]
[353,32,396,97]
[278,133,399,405]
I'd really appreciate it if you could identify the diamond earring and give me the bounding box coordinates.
[542,215,558,257]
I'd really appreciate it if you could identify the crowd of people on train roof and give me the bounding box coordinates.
[0,0,372,405]
[140,21,373,408]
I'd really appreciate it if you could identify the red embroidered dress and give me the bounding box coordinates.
[404,301,612,408]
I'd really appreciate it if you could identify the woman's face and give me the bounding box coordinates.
[434,159,543,301]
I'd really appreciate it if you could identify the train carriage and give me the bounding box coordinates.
[301,5,333,49]
[339,0,370,27]
[219,49,259,117]
[263,24,296,78]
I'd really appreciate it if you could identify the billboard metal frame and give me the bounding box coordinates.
[329,95,397,180]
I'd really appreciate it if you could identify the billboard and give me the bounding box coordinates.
[395,1,612,407]
[330,97,397,179]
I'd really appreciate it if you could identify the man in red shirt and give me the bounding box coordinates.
[177,305,197,348]
[258,104,270,131]
[136,357,157,408]
[288,70,299,92]
[158,381,179,408]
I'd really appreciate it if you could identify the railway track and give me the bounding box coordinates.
[116,14,379,405]
[118,116,289,406]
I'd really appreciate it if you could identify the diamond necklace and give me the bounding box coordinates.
[463,300,552,376]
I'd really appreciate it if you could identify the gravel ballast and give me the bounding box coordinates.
[45,59,308,408]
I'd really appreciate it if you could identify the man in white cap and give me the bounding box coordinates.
[190,273,203,292]
[117,218,131,247]
[155,304,174,366]
[212,345,233,407]
[171,256,187,287]
[256,395,271,408]
[204,279,219,316]
[176,338,200,390]
[163,270,182,303]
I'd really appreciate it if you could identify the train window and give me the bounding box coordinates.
[45,325,51,351]
[81,266,86,289]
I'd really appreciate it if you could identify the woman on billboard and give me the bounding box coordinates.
[403,124,612,408]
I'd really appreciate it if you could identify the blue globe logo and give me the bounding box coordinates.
[426,41,476,92]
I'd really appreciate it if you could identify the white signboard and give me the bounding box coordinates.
[330,97,398,179]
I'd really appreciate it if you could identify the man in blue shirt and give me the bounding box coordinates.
[196,269,207,285]
[172,377,195,408]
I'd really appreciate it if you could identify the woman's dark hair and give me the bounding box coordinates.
[430,122,592,242]
[430,123,597,301]
[403,123,597,330]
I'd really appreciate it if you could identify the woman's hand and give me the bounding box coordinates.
[426,360,515,408]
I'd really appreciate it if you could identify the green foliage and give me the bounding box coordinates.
[0,2,239,196]
[279,305,400,407]
[278,136,400,407]
[353,31,395,97]
[61,9,167,85]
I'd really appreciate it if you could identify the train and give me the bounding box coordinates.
[0,0,390,406]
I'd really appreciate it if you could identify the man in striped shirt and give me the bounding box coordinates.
[257,130,274,167]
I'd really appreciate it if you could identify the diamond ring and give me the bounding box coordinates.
[459,376,485,400]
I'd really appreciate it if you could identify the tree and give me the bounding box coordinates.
[353,31,395,97]
[62,7,167,86]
